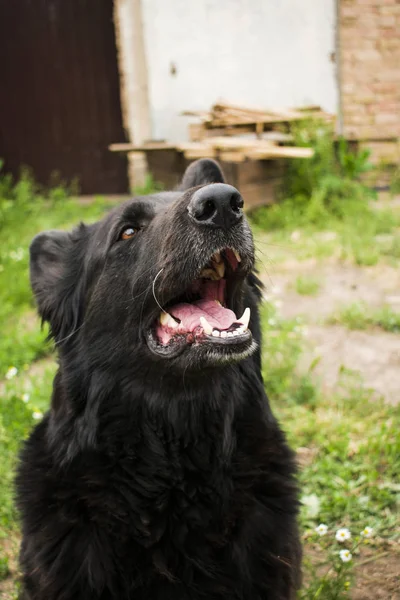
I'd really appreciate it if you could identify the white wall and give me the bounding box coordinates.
[140,0,337,142]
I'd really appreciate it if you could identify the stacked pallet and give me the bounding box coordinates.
[110,102,333,163]
[174,136,313,163]
[109,101,334,207]
[183,101,333,140]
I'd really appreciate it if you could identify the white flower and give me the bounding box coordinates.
[32,411,43,420]
[268,318,277,327]
[361,526,373,538]
[5,366,18,380]
[315,524,328,536]
[22,393,30,403]
[301,493,320,519]
[339,549,352,563]
[336,528,351,543]
[9,248,24,261]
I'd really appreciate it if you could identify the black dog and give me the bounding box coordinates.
[16,159,301,599]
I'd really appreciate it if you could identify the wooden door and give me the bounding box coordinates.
[0,0,128,194]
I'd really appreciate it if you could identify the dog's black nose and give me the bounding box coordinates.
[188,183,244,230]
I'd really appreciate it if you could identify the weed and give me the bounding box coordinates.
[0,170,117,377]
[133,174,163,196]
[328,303,400,333]
[379,234,400,261]
[295,276,321,296]
[261,303,318,406]
[0,554,10,580]
[251,119,377,232]
[390,166,400,196]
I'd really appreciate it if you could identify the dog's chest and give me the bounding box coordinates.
[98,435,235,549]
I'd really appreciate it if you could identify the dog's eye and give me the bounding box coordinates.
[120,227,139,240]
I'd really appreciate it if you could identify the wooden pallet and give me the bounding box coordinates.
[182,101,334,139]
[109,138,314,162]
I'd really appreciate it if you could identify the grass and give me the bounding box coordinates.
[0,167,399,599]
[261,305,399,598]
[261,305,399,535]
[0,171,116,378]
[250,119,400,269]
[0,171,112,543]
[294,275,321,296]
[328,303,400,333]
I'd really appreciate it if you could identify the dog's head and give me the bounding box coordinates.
[30,159,261,375]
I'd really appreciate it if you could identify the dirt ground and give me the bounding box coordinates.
[305,543,400,600]
[352,546,400,600]
[260,260,400,405]
[258,245,400,598]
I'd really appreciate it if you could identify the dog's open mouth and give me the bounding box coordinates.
[147,248,253,359]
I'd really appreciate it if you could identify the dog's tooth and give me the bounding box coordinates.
[214,260,225,279]
[160,312,170,326]
[233,249,241,263]
[212,330,220,337]
[227,331,233,337]
[238,307,250,329]
[160,312,179,328]
[168,314,179,329]
[200,268,217,280]
[200,316,213,335]
[220,331,228,338]
[233,330,240,336]
[237,326,245,334]
[213,251,222,263]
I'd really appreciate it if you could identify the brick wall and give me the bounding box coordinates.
[340,0,400,143]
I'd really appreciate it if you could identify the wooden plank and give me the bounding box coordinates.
[109,141,176,152]
[218,151,246,163]
[145,149,184,189]
[206,136,275,150]
[188,123,206,141]
[241,180,280,211]
[246,146,314,159]
[183,101,334,130]
[237,160,285,187]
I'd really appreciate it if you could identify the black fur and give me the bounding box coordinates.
[16,159,301,599]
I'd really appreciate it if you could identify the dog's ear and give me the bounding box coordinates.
[30,226,88,343]
[178,158,226,190]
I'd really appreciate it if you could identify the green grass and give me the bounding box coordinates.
[260,306,399,597]
[0,362,57,533]
[328,303,400,333]
[261,306,399,534]
[251,209,400,268]
[250,119,400,269]
[0,172,116,378]
[0,171,110,550]
[294,275,321,296]
[0,169,399,598]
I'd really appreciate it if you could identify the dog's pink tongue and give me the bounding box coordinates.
[170,300,237,331]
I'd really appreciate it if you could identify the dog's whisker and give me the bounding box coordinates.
[129,265,159,301]
[55,322,85,346]
[152,268,166,314]
[253,237,292,250]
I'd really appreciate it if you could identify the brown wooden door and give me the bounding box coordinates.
[0,0,128,194]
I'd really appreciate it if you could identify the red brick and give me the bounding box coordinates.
[340,2,399,140]
[380,15,397,24]
[376,113,398,124]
